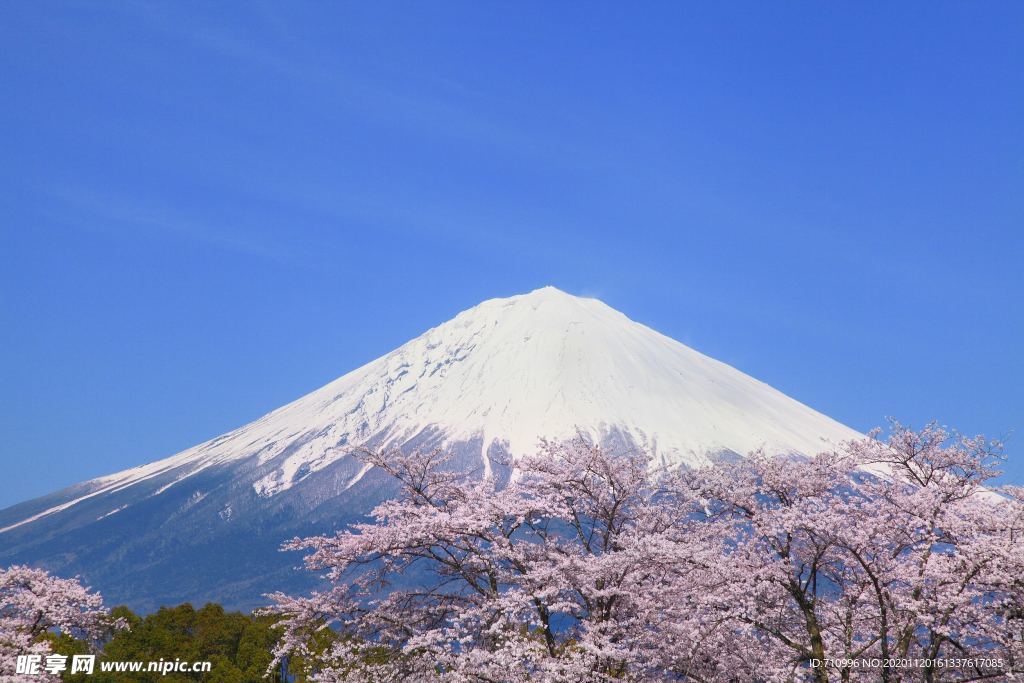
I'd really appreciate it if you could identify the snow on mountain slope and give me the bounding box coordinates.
[1,287,860,536]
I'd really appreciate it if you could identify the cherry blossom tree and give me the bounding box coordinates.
[0,565,117,680]
[657,423,1024,682]
[266,424,1024,682]
[267,440,687,681]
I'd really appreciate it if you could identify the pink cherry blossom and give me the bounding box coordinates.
[0,566,117,681]
[266,424,1024,681]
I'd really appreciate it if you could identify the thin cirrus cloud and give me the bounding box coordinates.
[44,185,305,266]
[101,1,573,166]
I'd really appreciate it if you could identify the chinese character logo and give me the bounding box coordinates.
[15,654,41,675]
[71,654,96,674]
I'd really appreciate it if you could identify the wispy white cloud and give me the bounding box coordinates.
[45,185,308,266]
[98,1,606,171]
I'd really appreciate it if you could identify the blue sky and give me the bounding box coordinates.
[1,2,1022,507]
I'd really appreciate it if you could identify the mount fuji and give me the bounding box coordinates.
[0,287,861,611]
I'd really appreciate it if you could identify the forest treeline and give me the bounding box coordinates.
[47,602,286,682]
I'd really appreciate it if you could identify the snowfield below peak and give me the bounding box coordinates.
[248,286,861,494]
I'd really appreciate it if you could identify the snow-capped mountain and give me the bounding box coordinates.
[0,287,861,611]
